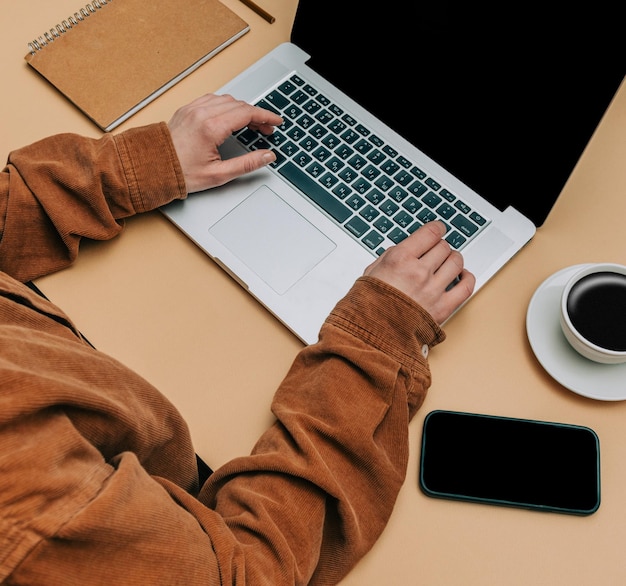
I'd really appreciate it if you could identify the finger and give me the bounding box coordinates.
[250,121,284,136]
[433,249,465,287]
[172,93,235,119]
[397,221,447,258]
[247,110,283,132]
[443,268,476,307]
[419,238,454,273]
[198,149,277,188]
[363,221,446,276]
[207,95,282,130]
[177,94,282,137]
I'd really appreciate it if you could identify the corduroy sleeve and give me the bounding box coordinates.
[195,276,445,584]
[0,122,186,282]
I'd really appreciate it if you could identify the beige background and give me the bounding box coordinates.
[3,2,626,584]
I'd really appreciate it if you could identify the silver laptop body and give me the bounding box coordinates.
[162,42,535,344]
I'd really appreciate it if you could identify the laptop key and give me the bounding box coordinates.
[303,100,322,114]
[345,216,369,237]
[266,90,290,110]
[278,80,297,95]
[374,216,393,233]
[279,162,352,223]
[294,153,312,167]
[362,230,384,250]
[316,94,331,106]
[417,209,437,223]
[470,211,487,225]
[257,75,491,257]
[360,204,380,222]
[446,230,467,249]
[291,90,309,104]
[236,129,258,145]
[346,194,365,210]
[333,183,351,199]
[422,192,442,208]
[437,202,456,219]
[287,126,306,141]
[297,114,315,129]
[388,227,408,243]
[451,214,479,237]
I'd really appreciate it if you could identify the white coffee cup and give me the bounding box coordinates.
[560,263,626,364]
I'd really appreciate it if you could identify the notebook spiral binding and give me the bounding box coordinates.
[28,0,112,55]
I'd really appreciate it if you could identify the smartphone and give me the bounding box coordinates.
[419,410,601,515]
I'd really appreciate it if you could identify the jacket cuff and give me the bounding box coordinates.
[325,276,445,363]
[113,122,187,213]
[324,276,446,419]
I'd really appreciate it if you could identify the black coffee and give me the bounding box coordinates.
[566,271,626,352]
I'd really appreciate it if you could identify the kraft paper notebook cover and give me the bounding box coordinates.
[25,0,249,131]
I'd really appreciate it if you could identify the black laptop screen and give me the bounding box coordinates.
[291,1,625,227]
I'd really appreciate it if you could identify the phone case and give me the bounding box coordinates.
[419,410,601,515]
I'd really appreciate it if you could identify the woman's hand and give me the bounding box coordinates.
[168,93,283,193]
[364,221,475,324]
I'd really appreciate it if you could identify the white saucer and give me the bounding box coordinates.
[526,264,626,401]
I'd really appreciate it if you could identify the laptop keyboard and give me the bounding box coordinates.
[234,73,490,256]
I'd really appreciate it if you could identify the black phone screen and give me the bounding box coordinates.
[419,410,601,515]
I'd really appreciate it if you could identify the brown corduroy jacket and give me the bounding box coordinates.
[0,123,444,585]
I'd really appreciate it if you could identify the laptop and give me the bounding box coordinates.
[162,1,624,345]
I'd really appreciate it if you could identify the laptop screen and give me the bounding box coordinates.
[291,1,625,227]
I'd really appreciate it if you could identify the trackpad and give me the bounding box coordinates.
[208,186,336,294]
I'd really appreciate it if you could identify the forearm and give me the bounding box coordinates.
[2,277,444,585]
[200,277,445,584]
[0,122,186,282]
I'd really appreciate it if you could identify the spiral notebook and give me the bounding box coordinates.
[25,0,249,132]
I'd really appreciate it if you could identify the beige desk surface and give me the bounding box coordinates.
[4,3,626,584]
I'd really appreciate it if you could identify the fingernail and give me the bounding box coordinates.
[262,152,276,165]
